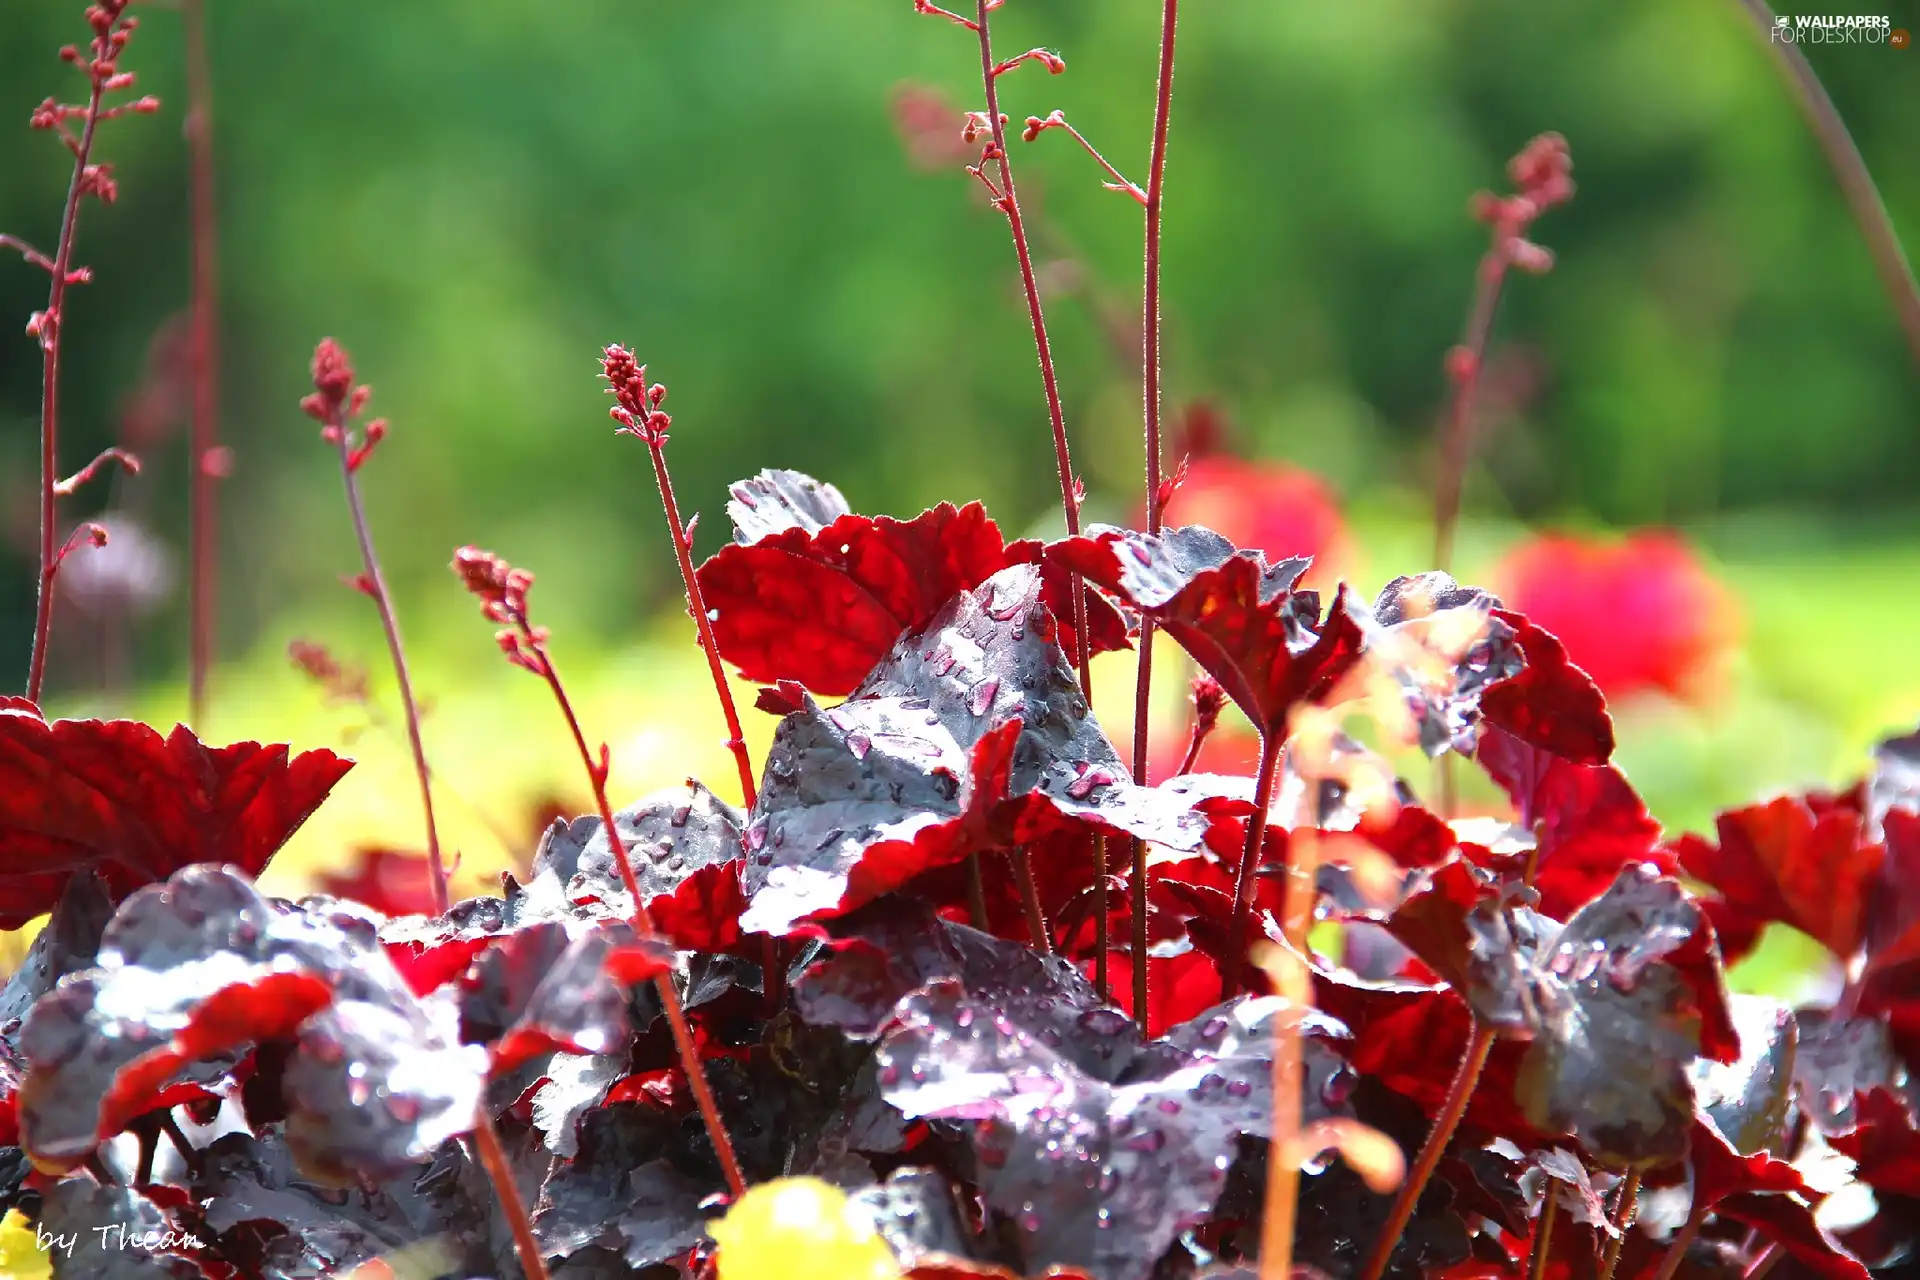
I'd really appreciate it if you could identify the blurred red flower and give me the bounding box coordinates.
[1493,530,1739,703]
[318,847,441,918]
[1155,456,1350,591]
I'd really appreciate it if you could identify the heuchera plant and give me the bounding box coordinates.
[4,2,1920,1280]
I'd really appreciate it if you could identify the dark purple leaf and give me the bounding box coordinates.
[193,1129,473,1280]
[794,902,1121,1066]
[741,565,1214,936]
[1361,571,1524,757]
[0,869,111,1031]
[875,982,1348,1280]
[532,1052,628,1159]
[531,1102,715,1268]
[849,1168,983,1268]
[283,991,490,1184]
[1690,995,1796,1155]
[39,1178,204,1280]
[15,866,405,1173]
[727,468,852,543]
[1047,525,1364,737]
[1514,865,1739,1169]
[514,780,748,952]
[1793,1011,1900,1135]
[464,920,667,1073]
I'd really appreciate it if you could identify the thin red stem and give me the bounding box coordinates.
[641,434,782,1009]
[26,74,107,704]
[1040,118,1145,203]
[1011,847,1052,953]
[1431,253,1508,573]
[1258,824,1319,1280]
[1174,715,1212,777]
[1597,1170,1642,1280]
[329,432,450,916]
[472,1108,550,1280]
[1744,1243,1782,1280]
[1356,1022,1497,1280]
[972,0,1091,693]
[970,0,1102,1007]
[644,440,757,810]
[1736,0,1920,368]
[185,0,221,727]
[1649,1208,1704,1280]
[523,629,747,1200]
[1525,1189,1560,1280]
[1220,729,1283,999]
[1129,0,1180,1027]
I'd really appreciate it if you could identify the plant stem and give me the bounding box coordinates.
[1356,1022,1497,1280]
[1597,1170,1642,1280]
[971,0,1091,696]
[1430,250,1507,573]
[969,0,1102,1009]
[1735,0,1920,368]
[1220,729,1283,999]
[1174,709,1213,777]
[522,629,747,1200]
[184,0,221,727]
[329,434,450,916]
[26,75,108,705]
[1650,1209,1704,1280]
[639,434,782,1008]
[472,1107,550,1280]
[642,438,757,811]
[965,853,990,931]
[1129,0,1180,1032]
[1012,847,1052,952]
[1524,1191,1559,1280]
[1257,824,1319,1280]
[1744,1243,1782,1280]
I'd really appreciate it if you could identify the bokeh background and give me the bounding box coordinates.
[3,1,1918,951]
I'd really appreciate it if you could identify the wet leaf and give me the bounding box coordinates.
[1046,524,1364,736]
[727,468,853,544]
[1475,725,1666,919]
[848,1167,981,1268]
[531,1102,715,1268]
[1515,865,1739,1169]
[876,981,1347,1280]
[1358,571,1524,757]
[39,1178,203,1279]
[700,484,1124,695]
[513,780,749,952]
[1690,995,1796,1155]
[741,566,1213,936]
[0,703,351,928]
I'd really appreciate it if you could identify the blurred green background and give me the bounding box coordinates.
[2,0,1918,916]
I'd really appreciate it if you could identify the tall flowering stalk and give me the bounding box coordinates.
[919,0,1109,996]
[302,340,450,916]
[601,347,757,810]
[8,0,159,702]
[452,547,748,1200]
[602,345,784,1004]
[1128,0,1181,1023]
[1430,133,1573,573]
[183,0,222,726]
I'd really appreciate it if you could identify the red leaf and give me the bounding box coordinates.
[1671,795,1881,963]
[1715,1193,1869,1280]
[1826,1088,1920,1198]
[1152,456,1351,593]
[698,497,1125,695]
[1048,525,1366,736]
[1689,1116,1810,1209]
[1475,725,1665,918]
[95,971,335,1142]
[1478,610,1615,765]
[0,704,352,927]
